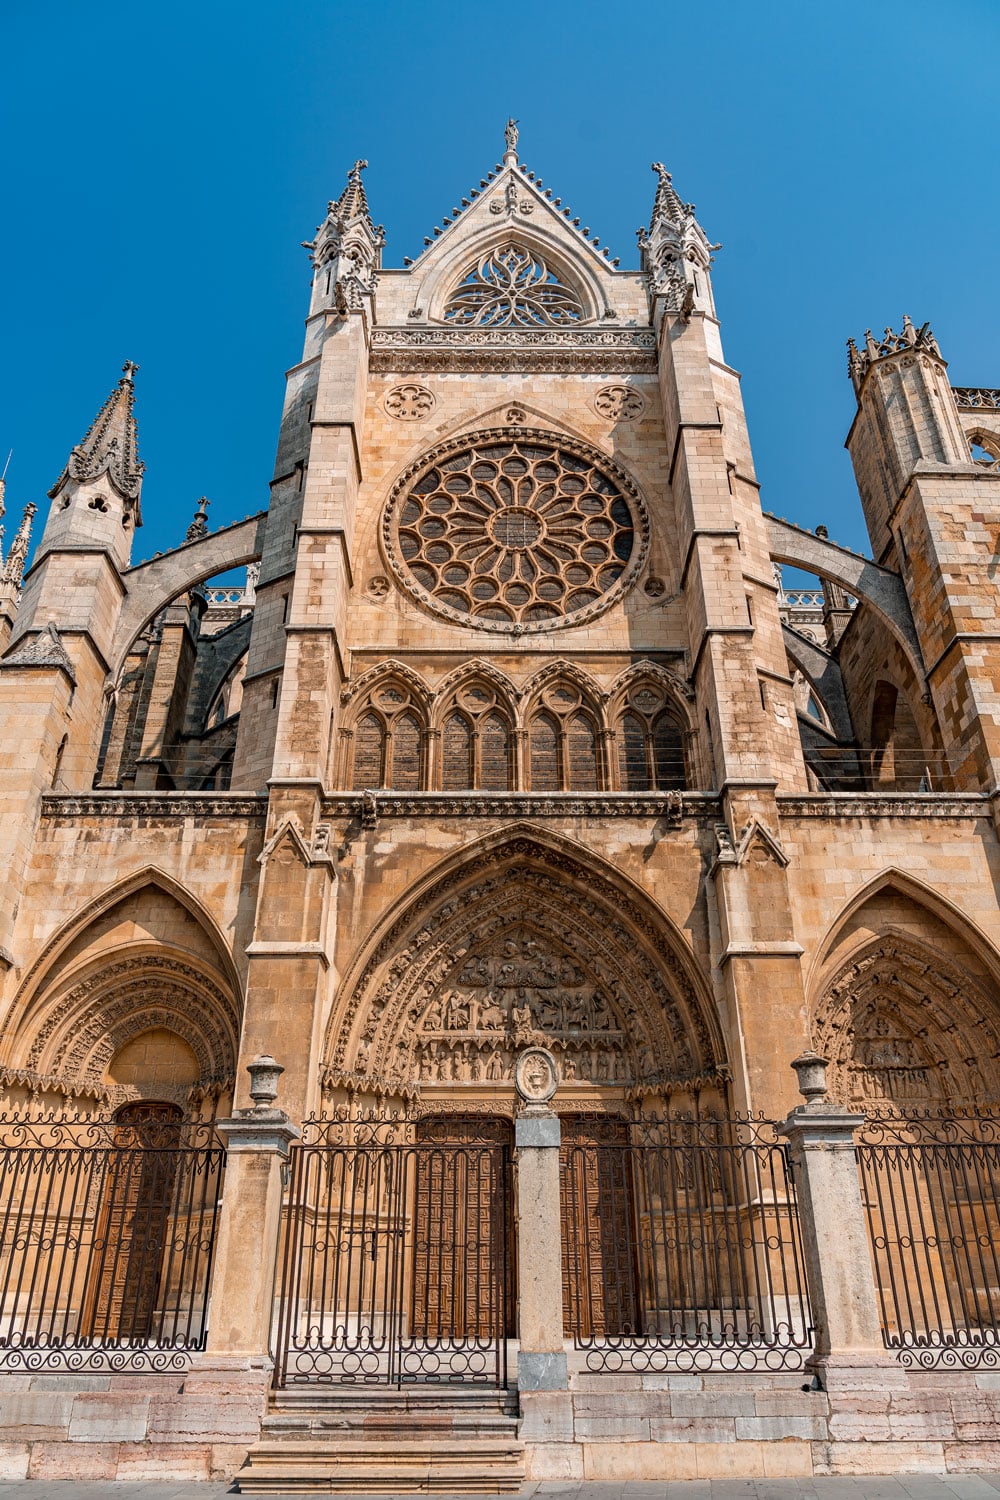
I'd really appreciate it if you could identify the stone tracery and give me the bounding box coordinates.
[383,429,647,633]
[443,243,584,328]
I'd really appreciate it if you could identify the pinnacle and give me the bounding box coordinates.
[49,362,144,506]
[334,159,373,226]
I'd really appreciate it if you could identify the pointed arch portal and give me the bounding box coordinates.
[323,833,725,1101]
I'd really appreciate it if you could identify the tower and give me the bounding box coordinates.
[846,318,1000,789]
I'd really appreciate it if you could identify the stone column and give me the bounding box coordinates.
[778,1052,896,1387]
[513,1049,578,1475]
[205,1056,300,1363]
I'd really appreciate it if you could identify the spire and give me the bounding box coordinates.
[649,164,689,233]
[304,159,385,315]
[334,159,374,226]
[48,362,144,505]
[638,163,717,316]
[1,503,36,590]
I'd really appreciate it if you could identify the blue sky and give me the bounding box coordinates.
[1,0,996,568]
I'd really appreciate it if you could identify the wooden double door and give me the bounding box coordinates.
[411,1115,638,1341]
[81,1103,181,1342]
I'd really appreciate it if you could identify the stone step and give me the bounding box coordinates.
[236,1436,525,1494]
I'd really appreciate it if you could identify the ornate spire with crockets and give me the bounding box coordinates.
[1,502,36,589]
[304,160,385,312]
[334,159,374,226]
[48,362,144,506]
[638,163,717,316]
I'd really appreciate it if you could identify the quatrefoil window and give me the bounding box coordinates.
[383,433,647,633]
[443,243,584,328]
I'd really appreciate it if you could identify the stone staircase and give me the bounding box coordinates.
[237,1387,525,1493]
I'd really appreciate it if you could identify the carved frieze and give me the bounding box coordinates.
[369,327,658,374]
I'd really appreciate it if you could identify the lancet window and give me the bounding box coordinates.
[350,682,425,791]
[527,681,601,792]
[443,243,584,328]
[440,681,513,792]
[615,681,686,790]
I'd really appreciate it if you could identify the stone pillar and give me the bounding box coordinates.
[513,1048,567,1391]
[205,1056,300,1363]
[778,1052,895,1387]
[514,1049,577,1476]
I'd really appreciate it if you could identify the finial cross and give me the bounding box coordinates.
[121,361,139,383]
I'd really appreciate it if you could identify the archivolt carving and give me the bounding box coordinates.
[813,934,1000,1110]
[322,836,723,1097]
[16,954,238,1092]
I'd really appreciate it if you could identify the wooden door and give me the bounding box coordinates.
[81,1103,181,1342]
[560,1116,640,1338]
[411,1118,513,1340]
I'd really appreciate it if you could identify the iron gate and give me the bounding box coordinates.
[274,1130,511,1388]
[858,1112,1000,1368]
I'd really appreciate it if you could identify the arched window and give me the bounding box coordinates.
[566,712,599,791]
[615,681,687,791]
[390,711,423,792]
[652,712,685,790]
[442,711,474,791]
[352,712,385,789]
[350,679,427,790]
[529,711,560,792]
[436,678,514,791]
[618,711,649,791]
[526,677,604,791]
[480,712,512,791]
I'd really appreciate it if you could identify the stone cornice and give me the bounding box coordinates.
[369,326,658,374]
[778,792,990,819]
[321,791,719,820]
[40,792,268,820]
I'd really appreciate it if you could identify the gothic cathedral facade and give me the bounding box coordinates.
[2,131,1000,1481]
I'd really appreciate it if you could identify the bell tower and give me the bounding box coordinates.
[846,318,1000,789]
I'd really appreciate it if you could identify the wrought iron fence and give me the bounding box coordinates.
[274,1120,511,1388]
[560,1116,811,1372]
[0,1113,224,1372]
[857,1111,1000,1368]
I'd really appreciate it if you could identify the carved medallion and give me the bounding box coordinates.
[594,385,644,421]
[515,1046,559,1103]
[384,383,435,420]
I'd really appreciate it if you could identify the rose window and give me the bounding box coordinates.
[383,433,647,632]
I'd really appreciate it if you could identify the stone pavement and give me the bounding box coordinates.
[4,1481,1000,1499]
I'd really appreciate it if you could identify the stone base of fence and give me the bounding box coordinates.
[5,1363,1000,1481]
[520,1366,1000,1481]
[0,1357,271,1483]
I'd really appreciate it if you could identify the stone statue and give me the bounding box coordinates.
[504,118,519,152]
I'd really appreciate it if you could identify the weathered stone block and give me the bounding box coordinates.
[115,1442,213,1481]
[68,1395,150,1443]
[27,1441,120,1479]
[0,1393,74,1438]
[582,1439,697,1481]
[0,1443,29,1480]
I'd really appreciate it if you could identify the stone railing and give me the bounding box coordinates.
[952,387,1000,410]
